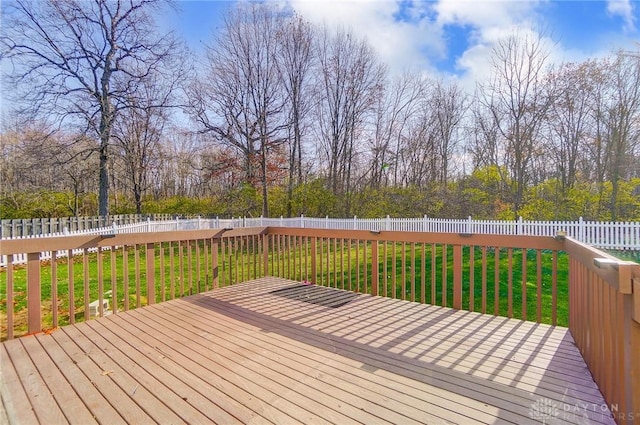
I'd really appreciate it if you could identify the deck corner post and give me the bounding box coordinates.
[27,252,42,334]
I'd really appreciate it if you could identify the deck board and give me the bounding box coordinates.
[1,277,615,424]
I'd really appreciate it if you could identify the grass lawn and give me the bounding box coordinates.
[1,240,568,339]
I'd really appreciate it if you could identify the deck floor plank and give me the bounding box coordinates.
[140,301,444,425]
[0,344,40,425]
[83,319,251,425]
[75,320,220,425]
[1,277,616,425]
[204,286,601,398]
[159,296,513,425]
[61,324,188,424]
[3,338,69,424]
[20,335,97,425]
[116,308,365,425]
[49,326,156,424]
[103,312,301,425]
[31,326,128,424]
[174,289,586,425]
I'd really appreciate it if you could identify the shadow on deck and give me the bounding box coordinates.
[1,277,614,424]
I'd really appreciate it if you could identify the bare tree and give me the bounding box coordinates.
[545,61,594,191]
[603,53,640,220]
[368,71,427,188]
[425,79,469,184]
[0,124,98,216]
[315,26,386,214]
[476,31,554,218]
[111,82,168,213]
[190,3,288,216]
[2,0,181,215]
[277,15,315,217]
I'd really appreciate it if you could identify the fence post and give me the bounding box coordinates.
[301,214,305,228]
[386,215,391,231]
[147,217,151,232]
[517,216,523,235]
[467,216,472,234]
[353,215,357,230]
[579,216,585,243]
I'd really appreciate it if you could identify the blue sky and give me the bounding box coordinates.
[164,0,639,84]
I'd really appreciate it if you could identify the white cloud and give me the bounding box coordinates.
[284,0,636,93]
[287,0,443,76]
[606,0,636,32]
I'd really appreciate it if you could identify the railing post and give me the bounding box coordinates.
[263,234,269,276]
[310,237,317,283]
[212,239,219,288]
[371,240,379,296]
[146,243,155,304]
[27,252,41,334]
[453,245,462,310]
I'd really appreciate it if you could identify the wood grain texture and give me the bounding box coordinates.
[1,277,615,425]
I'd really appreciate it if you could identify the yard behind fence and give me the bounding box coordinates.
[2,214,639,267]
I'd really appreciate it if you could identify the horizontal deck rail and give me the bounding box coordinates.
[4,215,640,250]
[1,227,639,423]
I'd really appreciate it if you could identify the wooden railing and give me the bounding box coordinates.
[563,237,640,424]
[0,227,268,340]
[1,227,638,423]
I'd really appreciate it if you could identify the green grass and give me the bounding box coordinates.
[1,239,569,339]
[264,240,568,325]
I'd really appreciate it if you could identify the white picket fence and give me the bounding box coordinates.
[2,215,639,267]
[244,215,640,250]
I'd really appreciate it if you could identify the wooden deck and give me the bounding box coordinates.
[1,277,615,424]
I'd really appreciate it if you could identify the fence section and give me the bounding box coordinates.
[0,214,196,238]
[248,216,640,250]
[3,215,640,250]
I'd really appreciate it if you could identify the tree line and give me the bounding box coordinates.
[1,1,639,221]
